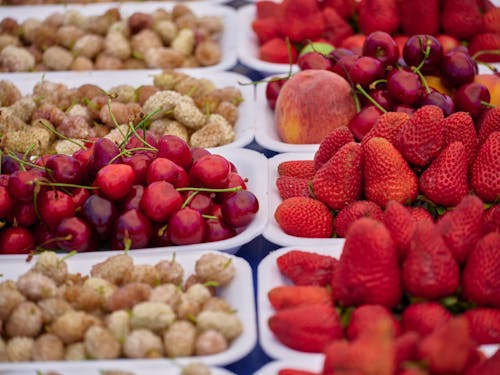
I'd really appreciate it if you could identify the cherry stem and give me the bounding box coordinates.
[176,185,243,193]
[181,191,199,209]
[34,179,99,190]
[37,119,87,150]
[411,37,432,94]
[355,84,387,113]
[157,223,168,237]
[6,151,48,172]
[352,90,361,113]
[368,79,388,90]
[117,108,162,150]
[481,100,496,108]
[60,250,77,262]
[412,67,431,94]
[202,214,218,220]
[37,234,72,249]
[472,49,500,61]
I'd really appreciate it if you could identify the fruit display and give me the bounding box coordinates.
[0,250,256,368]
[0,2,235,72]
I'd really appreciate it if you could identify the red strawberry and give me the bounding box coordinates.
[346,304,401,340]
[275,197,334,238]
[398,0,439,36]
[401,302,452,337]
[312,142,362,211]
[268,285,333,310]
[471,131,500,203]
[321,8,354,47]
[466,347,500,375]
[321,0,356,19]
[363,137,419,208]
[483,7,500,34]
[464,308,500,345]
[278,160,316,179]
[276,249,338,286]
[361,111,410,147]
[402,221,460,300]
[268,304,343,352]
[256,0,282,19]
[259,37,298,64]
[278,370,318,375]
[407,206,434,224]
[276,176,311,200]
[484,204,500,234]
[419,141,469,207]
[462,232,500,308]
[441,0,484,40]
[280,0,325,42]
[383,200,417,261]
[442,111,478,168]
[478,107,500,146]
[437,195,485,264]
[252,18,282,44]
[313,126,354,171]
[469,33,500,63]
[334,200,384,238]
[396,105,445,167]
[394,331,420,372]
[418,317,474,375]
[357,0,400,35]
[331,218,402,309]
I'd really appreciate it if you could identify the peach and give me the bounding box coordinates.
[275,69,356,144]
[474,73,500,107]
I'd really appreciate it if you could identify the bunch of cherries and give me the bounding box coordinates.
[266,31,496,140]
[0,130,259,254]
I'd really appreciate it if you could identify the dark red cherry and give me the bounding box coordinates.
[55,217,94,252]
[297,51,333,71]
[221,190,259,228]
[123,153,152,186]
[95,164,135,201]
[265,78,288,111]
[46,154,83,185]
[454,82,491,119]
[0,186,13,219]
[111,209,152,250]
[189,154,231,189]
[441,51,477,88]
[387,70,422,105]
[37,190,77,230]
[349,56,385,88]
[167,207,207,245]
[140,181,182,222]
[157,134,193,170]
[403,34,443,74]
[419,89,455,116]
[8,169,43,203]
[121,185,144,212]
[81,194,119,239]
[362,31,400,67]
[348,105,383,141]
[0,226,35,254]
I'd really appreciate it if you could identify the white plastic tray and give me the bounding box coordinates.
[264,152,347,248]
[0,70,256,152]
[0,1,237,72]
[257,245,344,362]
[0,250,256,370]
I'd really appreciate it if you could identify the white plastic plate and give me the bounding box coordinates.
[0,250,256,370]
[0,70,256,151]
[264,152,347,248]
[257,245,344,362]
[0,1,237,72]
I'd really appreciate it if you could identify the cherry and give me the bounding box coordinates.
[81,194,119,239]
[221,190,259,228]
[121,185,144,212]
[297,51,333,71]
[332,54,359,82]
[157,135,193,170]
[151,223,172,247]
[328,47,355,65]
[72,147,92,180]
[123,153,152,186]
[190,147,211,163]
[361,89,392,111]
[37,190,77,230]
[440,51,477,88]
[403,35,443,74]
[362,31,400,67]
[34,222,58,250]
[265,78,288,111]
[88,138,122,178]
[186,191,213,215]
[189,154,231,189]
[56,217,93,252]
[95,163,135,201]
[146,157,188,188]
[217,172,247,202]
[167,207,207,245]
[0,226,35,254]
[348,105,383,141]
[454,82,491,119]
[111,209,152,250]
[1,153,22,174]
[125,130,158,158]
[387,69,422,105]
[349,56,385,88]
[140,181,182,222]
[7,169,43,203]
[46,154,83,185]
[0,175,9,187]
[205,216,236,242]
[0,186,12,219]
[13,202,37,227]
[393,104,415,115]
[419,90,455,116]
[70,187,91,209]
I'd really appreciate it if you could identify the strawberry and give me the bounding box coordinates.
[401,302,452,337]
[311,142,363,211]
[464,308,500,345]
[471,131,500,203]
[252,18,281,44]
[259,37,298,64]
[396,105,445,167]
[321,7,354,47]
[278,370,318,375]
[278,160,316,179]
[469,33,500,63]
[275,197,334,238]
[346,304,401,341]
[466,348,500,375]
[276,249,338,286]
[256,0,282,19]
[363,137,419,208]
[402,221,460,300]
[484,204,500,234]
[334,200,384,238]
[361,111,410,147]
[394,331,420,372]
[276,176,311,200]
[321,0,356,19]
[437,195,485,264]
[331,218,402,309]
[442,111,478,167]
[268,285,333,310]
[357,0,400,35]
[417,317,474,375]
[313,126,354,171]
[268,304,343,352]
[478,107,500,146]
[462,232,500,308]
[398,0,439,36]
[441,0,484,40]
[483,7,500,34]
[383,200,417,261]
[407,206,434,224]
[280,0,325,43]
[419,141,469,207]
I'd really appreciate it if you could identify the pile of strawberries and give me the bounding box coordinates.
[268,214,500,374]
[274,105,499,239]
[252,0,500,64]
